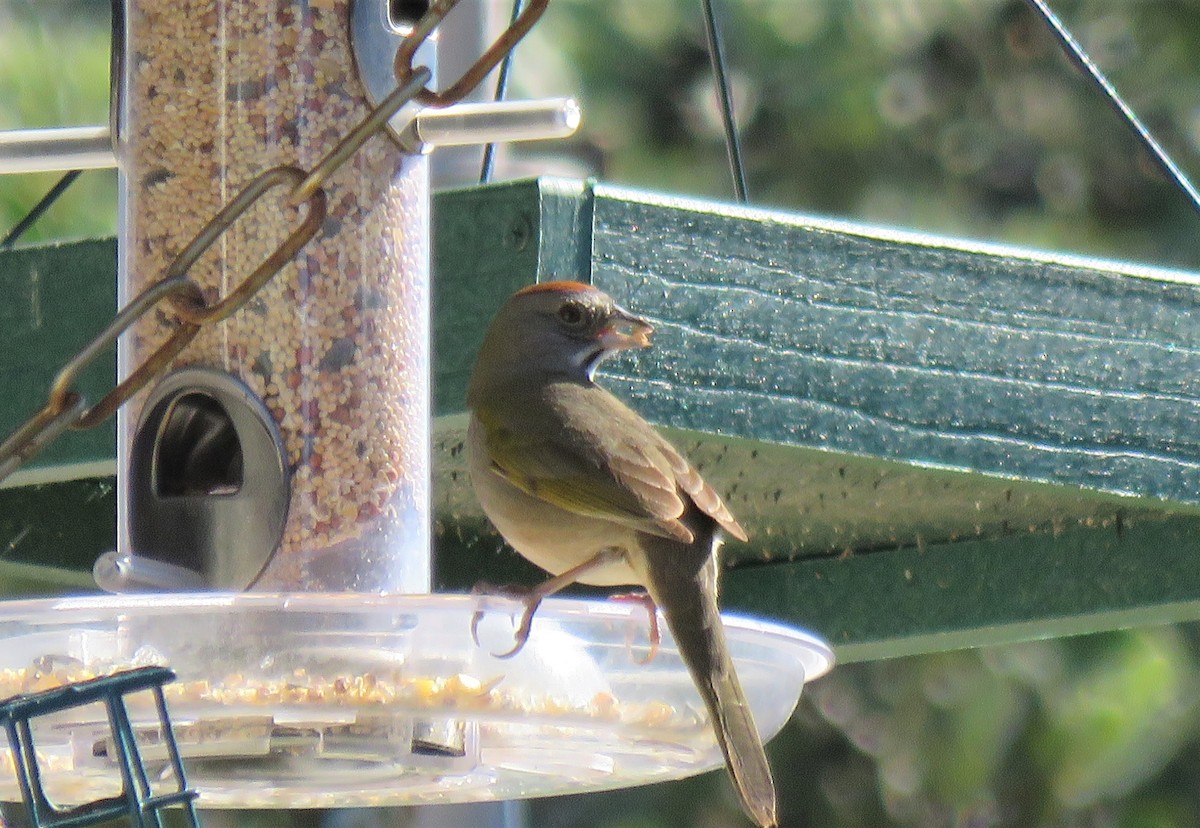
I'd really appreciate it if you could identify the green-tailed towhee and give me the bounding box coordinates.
[466,281,777,827]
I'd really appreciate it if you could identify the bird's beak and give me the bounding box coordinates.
[599,307,654,351]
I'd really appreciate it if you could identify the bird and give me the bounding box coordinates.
[466,280,777,828]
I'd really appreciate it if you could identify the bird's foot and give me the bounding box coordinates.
[470,551,627,659]
[469,581,542,659]
[609,591,661,664]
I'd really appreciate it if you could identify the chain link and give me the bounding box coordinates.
[395,0,549,108]
[0,396,86,483]
[69,277,205,430]
[0,0,549,486]
[168,164,329,326]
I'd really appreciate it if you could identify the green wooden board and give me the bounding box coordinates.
[0,239,117,595]
[723,512,1200,663]
[5,177,1200,660]
[594,183,1200,507]
[0,475,112,595]
[0,239,118,468]
[431,414,1200,662]
[430,178,1200,660]
[433,177,594,415]
[434,179,1200,505]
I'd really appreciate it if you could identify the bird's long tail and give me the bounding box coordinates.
[642,533,777,828]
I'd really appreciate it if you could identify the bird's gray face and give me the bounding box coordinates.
[532,288,654,379]
[477,283,655,389]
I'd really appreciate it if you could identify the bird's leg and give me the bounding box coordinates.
[472,549,625,659]
[609,591,661,664]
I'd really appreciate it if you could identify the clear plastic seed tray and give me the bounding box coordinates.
[0,593,833,808]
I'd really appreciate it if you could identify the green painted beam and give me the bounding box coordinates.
[430,177,1200,660]
[723,512,1200,664]
[6,178,1200,661]
[0,239,117,468]
[432,177,593,415]
[431,414,1200,663]
[434,179,1200,503]
[0,239,117,595]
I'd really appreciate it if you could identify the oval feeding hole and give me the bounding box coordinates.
[389,0,430,27]
[155,392,244,497]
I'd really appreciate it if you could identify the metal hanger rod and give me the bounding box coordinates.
[701,0,748,203]
[1026,0,1200,220]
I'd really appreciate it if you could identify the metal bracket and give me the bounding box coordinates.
[350,0,438,139]
[349,0,580,152]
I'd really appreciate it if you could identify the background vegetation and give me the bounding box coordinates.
[3,1,1200,826]
[0,0,114,242]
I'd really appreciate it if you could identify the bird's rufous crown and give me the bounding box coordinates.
[514,280,593,296]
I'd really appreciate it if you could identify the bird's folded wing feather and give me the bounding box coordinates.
[648,428,748,543]
[478,383,746,544]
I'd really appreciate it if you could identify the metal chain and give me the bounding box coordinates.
[395,0,549,108]
[0,0,551,486]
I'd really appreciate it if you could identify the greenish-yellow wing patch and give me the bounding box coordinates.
[475,382,748,545]
[476,390,695,543]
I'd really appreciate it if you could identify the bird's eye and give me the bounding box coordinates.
[557,303,587,327]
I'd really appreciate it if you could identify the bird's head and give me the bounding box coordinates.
[468,281,654,402]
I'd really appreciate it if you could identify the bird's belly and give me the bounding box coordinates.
[479,478,642,587]
[468,421,642,588]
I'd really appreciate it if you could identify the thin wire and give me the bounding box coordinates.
[0,170,83,250]
[480,0,524,184]
[700,0,748,204]
[1025,0,1200,220]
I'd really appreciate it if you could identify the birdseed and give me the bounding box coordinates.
[0,662,687,730]
[121,0,429,589]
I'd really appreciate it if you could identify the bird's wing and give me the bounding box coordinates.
[647,428,748,543]
[478,382,746,544]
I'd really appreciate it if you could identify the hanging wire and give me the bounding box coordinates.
[0,170,83,250]
[700,0,748,204]
[480,0,524,184]
[1025,0,1200,221]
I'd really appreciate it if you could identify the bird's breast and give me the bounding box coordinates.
[466,414,643,587]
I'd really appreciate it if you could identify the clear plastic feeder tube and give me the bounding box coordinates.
[116,0,430,592]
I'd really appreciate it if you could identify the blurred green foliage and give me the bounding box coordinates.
[513,0,1200,272]
[0,0,116,244]
[4,1,1200,827]
[529,628,1200,828]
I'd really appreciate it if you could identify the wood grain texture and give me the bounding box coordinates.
[427,177,1200,659]
[587,183,1200,508]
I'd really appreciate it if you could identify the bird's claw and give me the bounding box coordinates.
[469,605,487,650]
[469,581,542,658]
[610,591,661,664]
[489,598,540,659]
